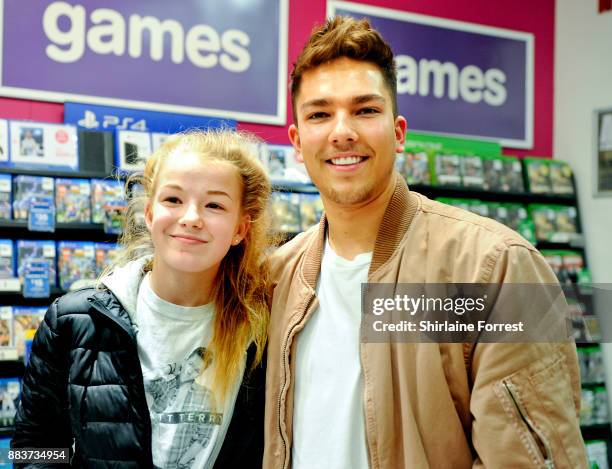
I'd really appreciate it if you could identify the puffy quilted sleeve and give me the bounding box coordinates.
[12,299,72,468]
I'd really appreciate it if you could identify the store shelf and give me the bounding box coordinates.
[0,287,64,306]
[581,423,612,440]
[0,166,108,180]
[0,427,14,438]
[271,181,579,205]
[0,360,25,378]
[583,382,607,388]
[272,182,320,194]
[410,184,577,205]
[0,221,118,242]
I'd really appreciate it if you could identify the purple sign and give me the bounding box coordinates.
[328,2,534,148]
[0,0,288,125]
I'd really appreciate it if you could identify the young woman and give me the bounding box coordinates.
[12,130,271,468]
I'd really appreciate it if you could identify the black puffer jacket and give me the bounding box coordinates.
[12,287,265,468]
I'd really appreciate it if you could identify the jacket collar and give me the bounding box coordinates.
[99,256,151,322]
[301,173,418,289]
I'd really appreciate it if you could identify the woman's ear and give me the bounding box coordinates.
[232,214,251,245]
[144,201,153,232]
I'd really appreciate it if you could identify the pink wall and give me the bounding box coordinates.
[0,0,555,158]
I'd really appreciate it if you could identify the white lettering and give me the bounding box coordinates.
[87,8,125,56]
[43,1,86,63]
[42,3,252,74]
[394,53,508,107]
[185,24,220,68]
[418,59,459,100]
[484,68,507,106]
[396,55,418,94]
[220,29,251,72]
[128,15,184,63]
[459,65,484,103]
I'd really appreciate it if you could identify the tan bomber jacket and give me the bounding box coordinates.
[264,174,587,468]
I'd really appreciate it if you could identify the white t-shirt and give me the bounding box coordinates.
[135,274,242,469]
[292,239,372,469]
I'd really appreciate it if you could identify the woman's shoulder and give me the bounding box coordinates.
[52,286,100,316]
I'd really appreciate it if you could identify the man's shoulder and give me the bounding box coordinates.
[412,192,535,252]
[269,224,320,282]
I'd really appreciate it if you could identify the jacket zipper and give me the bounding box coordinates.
[503,380,555,469]
[277,294,316,469]
[87,296,138,341]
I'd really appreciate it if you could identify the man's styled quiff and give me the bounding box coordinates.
[290,16,398,121]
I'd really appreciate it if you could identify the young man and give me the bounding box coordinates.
[265,16,587,469]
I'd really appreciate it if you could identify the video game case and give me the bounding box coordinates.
[459,155,484,189]
[0,307,13,348]
[0,119,8,164]
[10,121,79,171]
[553,205,579,235]
[0,376,20,428]
[55,178,92,223]
[578,346,606,384]
[528,204,557,241]
[12,175,54,220]
[57,241,96,291]
[270,192,301,233]
[585,440,609,469]
[94,242,120,276]
[0,239,15,279]
[397,147,431,185]
[433,154,461,186]
[115,130,152,172]
[502,156,525,193]
[549,160,574,195]
[540,250,564,280]
[299,193,324,231]
[481,156,504,191]
[524,157,552,194]
[16,239,57,288]
[12,306,45,358]
[91,179,125,224]
[0,173,11,221]
[266,146,287,179]
[503,203,529,233]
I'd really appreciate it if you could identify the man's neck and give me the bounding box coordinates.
[324,178,395,261]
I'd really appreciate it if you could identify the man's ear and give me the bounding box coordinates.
[233,214,251,245]
[144,201,153,232]
[288,124,304,162]
[394,116,408,153]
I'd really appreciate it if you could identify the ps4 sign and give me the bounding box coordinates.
[328,2,534,148]
[0,0,288,125]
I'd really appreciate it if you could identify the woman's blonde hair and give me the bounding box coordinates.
[108,128,271,399]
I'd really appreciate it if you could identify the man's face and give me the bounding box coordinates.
[289,57,406,207]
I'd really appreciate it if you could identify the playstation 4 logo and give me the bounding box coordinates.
[77,109,148,132]
[78,110,100,129]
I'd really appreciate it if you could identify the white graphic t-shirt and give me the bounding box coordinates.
[135,274,241,469]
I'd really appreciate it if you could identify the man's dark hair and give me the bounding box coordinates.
[290,16,398,121]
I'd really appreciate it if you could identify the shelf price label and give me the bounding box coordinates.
[28,197,56,233]
[23,260,50,298]
[0,278,20,292]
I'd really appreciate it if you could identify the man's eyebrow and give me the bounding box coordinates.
[300,94,385,111]
[300,98,330,111]
[352,94,385,104]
